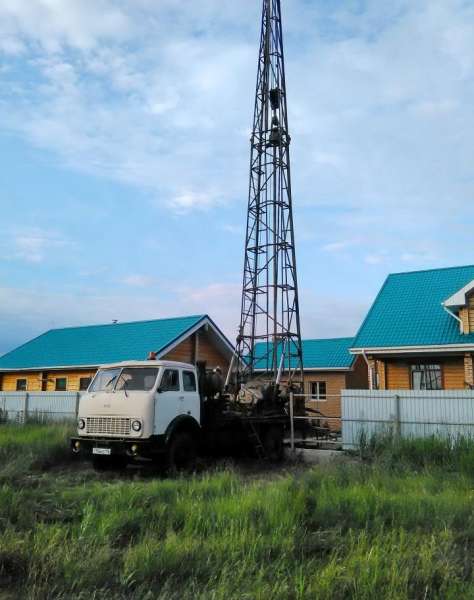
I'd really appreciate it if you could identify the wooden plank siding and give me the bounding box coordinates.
[163,337,194,363]
[1,370,96,392]
[346,355,369,390]
[469,294,474,333]
[460,307,470,334]
[443,359,466,389]
[386,361,411,390]
[162,330,229,370]
[380,358,466,390]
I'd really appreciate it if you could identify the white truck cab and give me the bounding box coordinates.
[71,360,202,470]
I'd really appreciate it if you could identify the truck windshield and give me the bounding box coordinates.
[90,367,159,392]
[89,368,122,392]
[115,368,159,391]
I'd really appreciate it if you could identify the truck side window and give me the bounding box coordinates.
[183,371,196,392]
[160,369,180,392]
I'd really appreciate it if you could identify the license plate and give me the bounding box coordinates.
[92,447,111,456]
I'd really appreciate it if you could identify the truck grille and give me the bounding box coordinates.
[86,416,131,436]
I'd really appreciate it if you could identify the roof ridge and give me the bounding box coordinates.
[388,264,474,277]
[44,314,207,333]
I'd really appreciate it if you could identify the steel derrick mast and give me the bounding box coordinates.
[234,0,303,391]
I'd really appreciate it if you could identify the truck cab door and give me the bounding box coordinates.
[181,369,200,424]
[154,368,182,435]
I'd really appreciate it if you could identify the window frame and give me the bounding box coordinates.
[16,378,27,392]
[159,369,181,392]
[182,370,197,392]
[310,381,327,401]
[55,377,68,392]
[79,377,92,391]
[410,363,443,390]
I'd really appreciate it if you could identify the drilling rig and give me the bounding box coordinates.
[71,0,307,470]
[227,0,304,409]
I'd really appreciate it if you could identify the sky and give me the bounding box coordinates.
[0,0,473,355]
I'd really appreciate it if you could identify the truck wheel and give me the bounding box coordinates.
[167,432,197,474]
[92,456,127,471]
[263,427,284,462]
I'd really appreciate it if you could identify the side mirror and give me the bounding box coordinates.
[156,387,163,394]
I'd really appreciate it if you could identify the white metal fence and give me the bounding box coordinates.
[342,389,474,449]
[0,392,82,424]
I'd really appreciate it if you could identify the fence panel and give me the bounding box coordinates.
[342,389,474,449]
[0,392,81,424]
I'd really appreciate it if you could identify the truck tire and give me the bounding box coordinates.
[263,426,284,462]
[167,432,197,474]
[92,456,127,472]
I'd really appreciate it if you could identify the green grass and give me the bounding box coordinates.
[1,426,474,598]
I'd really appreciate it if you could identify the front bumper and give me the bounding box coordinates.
[71,435,166,459]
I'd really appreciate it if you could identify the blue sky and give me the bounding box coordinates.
[0,0,473,355]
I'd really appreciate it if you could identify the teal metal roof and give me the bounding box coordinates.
[352,265,474,349]
[0,315,208,370]
[254,337,355,370]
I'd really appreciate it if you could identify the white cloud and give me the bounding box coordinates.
[364,254,385,265]
[2,227,69,263]
[0,0,132,51]
[120,275,156,288]
[322,240,354,253]
[169,190,220,212]
[1,0,473,236]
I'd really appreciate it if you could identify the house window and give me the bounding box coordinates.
[55,378,67,391]
[79,377,92,391]
[310,381,327,400]
[411,364,442,390]
[16,379,27,391]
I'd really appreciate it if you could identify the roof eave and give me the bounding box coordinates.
[254,366,353,372]
[350,343,474,355]
[0,364,99,372]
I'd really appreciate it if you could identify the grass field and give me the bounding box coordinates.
[1,426,474,599]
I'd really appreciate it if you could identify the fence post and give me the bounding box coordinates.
[75,392,80,418]
[23,392,29,425]
[394,394,401,438]
[289,391,295,452]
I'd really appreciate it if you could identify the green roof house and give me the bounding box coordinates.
[0,315,234,393]
[351,265,474,390]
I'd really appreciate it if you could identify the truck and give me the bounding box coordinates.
[71,359,287,471]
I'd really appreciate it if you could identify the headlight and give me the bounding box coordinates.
[78,418,85,430]
[131,420,142,432]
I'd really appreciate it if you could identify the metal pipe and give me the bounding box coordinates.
[360,350,374,390]
[276,339,287,385]
[224,351,237,389]
[289,391,295,452]
[443,305,463,331]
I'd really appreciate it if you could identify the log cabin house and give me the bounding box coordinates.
[0,315,233,392]
[351,265,474,390]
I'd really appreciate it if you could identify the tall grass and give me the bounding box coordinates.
[1,427,474,598]
[0,423,74,479]
[358,431,474,473]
